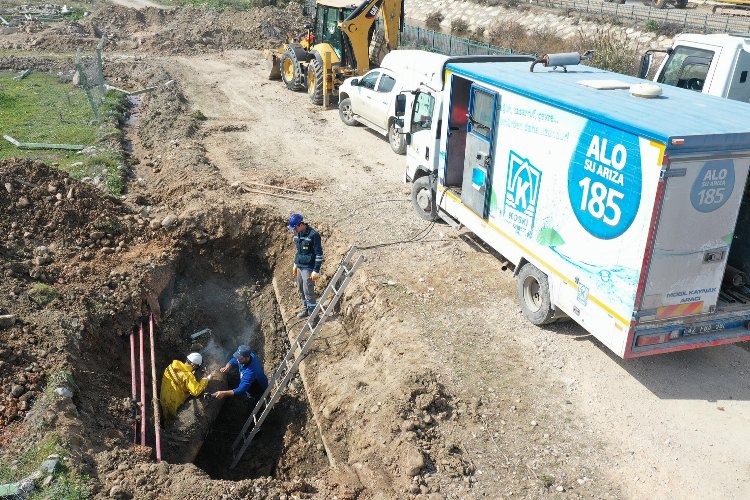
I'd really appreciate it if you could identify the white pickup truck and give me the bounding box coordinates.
[337,50,449,155]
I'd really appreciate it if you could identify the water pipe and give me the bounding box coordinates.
[149,313,162,461]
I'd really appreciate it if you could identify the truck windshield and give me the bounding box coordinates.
[411,92,435,133]
[657,46,714,92]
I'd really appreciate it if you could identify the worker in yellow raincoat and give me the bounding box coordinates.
[160,352,210,425]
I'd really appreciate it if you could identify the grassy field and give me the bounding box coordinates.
[0,70,128,195]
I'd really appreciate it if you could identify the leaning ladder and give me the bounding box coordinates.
[230,246,363,469]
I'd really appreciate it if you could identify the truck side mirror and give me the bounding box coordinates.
[395,94,406,117]
[638,52,653,79]
[350,78,359,87]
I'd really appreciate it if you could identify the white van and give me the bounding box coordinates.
[337,50,450,154]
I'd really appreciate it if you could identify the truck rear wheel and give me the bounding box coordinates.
[516,263,556,325]
[412,175,437,221]
[280,46,305,91]
[389,120,407,155]
[339,98,359,126]
[675,0,687,7]
[307,51,325,105]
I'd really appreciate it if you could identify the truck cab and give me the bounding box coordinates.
[644,33,750,102]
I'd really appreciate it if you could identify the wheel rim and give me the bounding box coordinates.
[283,58,294,82]
[416,187,432,212]
[522,275,542,312]
[341,103,353,121]
[389,124,402,149]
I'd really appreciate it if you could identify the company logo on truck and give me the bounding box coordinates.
[568,122,642,240]
[504,151,542,238]
[690,159,735,213]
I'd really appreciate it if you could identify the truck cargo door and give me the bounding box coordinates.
[641,157,750,321]
[461,85,498,218]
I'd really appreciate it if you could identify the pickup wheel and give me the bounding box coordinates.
[338,98,359,126]
[307,51,325,105]
[516,263,556,325]
[280,46,306,91]
[412,175,437,221]
[389,120,407,155]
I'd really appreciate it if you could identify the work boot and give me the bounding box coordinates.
[296,309,310,318]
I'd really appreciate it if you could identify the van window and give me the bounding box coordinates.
[470,88,495,140]
[657,46,714,92]
[360,71,380,90]
[377,74,396,93]
[411,92,435,133]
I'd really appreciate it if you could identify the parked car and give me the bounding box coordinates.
[338,50,449,155]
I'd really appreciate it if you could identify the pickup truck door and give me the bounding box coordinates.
[353,70,381,124]
[461,84,498,218]
[372,72,398,130]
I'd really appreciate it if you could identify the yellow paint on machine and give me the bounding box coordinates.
[439,186,629,326]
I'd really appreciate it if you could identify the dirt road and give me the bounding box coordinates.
[166,49,750,499]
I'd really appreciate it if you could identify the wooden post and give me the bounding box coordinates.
[96,36,105,104]
[323,51,331,109]
[149,314,162,462]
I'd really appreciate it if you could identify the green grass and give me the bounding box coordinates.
[0,71,128,195]
[27,283,63,306]
[0,433,90,499]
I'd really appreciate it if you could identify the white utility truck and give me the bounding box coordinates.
[397,52,750,358]
[639,33,750,102]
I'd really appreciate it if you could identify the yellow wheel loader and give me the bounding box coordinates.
[267,0,404,105]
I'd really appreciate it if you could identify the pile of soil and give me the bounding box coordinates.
[0,4,309,54]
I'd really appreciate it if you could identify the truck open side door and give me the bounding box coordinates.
[461,84,498,218]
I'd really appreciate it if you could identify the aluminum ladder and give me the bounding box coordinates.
[230,246,363,469]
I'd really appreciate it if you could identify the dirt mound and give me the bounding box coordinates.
[0,4,309,54]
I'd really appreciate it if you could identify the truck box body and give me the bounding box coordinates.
[406,59,750,357]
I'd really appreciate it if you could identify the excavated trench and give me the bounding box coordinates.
[146,235,328,480]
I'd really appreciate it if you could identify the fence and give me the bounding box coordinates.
[528,0,750,33]
[398,24,518,55]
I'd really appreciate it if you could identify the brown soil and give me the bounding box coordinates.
[2,3,750,500]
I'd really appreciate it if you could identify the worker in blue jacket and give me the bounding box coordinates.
[288,213,324,318]
[212,345,268,401]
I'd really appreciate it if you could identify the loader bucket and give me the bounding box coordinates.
[265,50,281,80]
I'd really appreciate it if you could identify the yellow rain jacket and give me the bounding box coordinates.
[160,360,208,423]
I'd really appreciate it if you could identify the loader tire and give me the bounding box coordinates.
[517,263,556,325]
[307,51,325,105]
[412,175,438,222]
[674,0,688,7]
[280,46,305,91]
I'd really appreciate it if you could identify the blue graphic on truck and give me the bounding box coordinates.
[568,122,642,240]
[690,159,735,213]
[504,151,542,238]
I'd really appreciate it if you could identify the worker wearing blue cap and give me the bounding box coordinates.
[288,213,324,318]
[212,345,268,400]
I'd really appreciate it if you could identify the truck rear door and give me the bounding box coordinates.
[640,156,750,321]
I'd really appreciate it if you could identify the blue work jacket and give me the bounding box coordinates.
[230,353,269,396]
[294,225,324,272]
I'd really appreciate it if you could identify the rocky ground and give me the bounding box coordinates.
[1,2,750,500]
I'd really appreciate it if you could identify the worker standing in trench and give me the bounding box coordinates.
[212,345,269,405]
[160,352,211,425]
[288,213,324,318]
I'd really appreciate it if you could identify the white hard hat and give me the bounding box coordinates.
[186,353,203,366]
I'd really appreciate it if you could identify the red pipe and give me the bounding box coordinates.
[139,320,146,446]
[149,313,162,461]
[130,330,137,444]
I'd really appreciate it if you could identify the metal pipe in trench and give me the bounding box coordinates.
[149,313,162,461]
[130,329,137,444]
[139,320,147,446]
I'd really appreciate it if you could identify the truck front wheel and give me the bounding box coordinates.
[516,263,556,325]
[411,175,437,221]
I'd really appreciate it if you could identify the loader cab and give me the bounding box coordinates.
[313,0,355,65]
